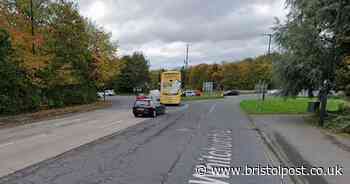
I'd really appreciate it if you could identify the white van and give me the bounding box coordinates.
[149,90,161,102]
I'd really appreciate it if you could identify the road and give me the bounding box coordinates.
[0,96,144,177]
[0,96,287,184]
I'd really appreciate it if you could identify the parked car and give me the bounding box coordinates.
[267,89,281,96]
[183,90,196,97]
[104,89,115,96]
[194,90,202,96]
[97,92,105,98]
[133,99,166,117]
[223,90,240,96]
[136,93,148,100]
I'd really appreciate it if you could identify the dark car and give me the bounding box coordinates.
[223,90,240,96]
[133,99,166,117]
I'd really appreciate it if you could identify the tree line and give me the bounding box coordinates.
[149,54,278,91]
[0,0,150,114]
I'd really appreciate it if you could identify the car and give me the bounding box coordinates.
[104,89,115,96]
[223,90,240,96]
[136,94,148,100]
[97,92,105,98]
[183,90,196,97]
[133,99,166,117]
[194,90,202,96]
[267,89,281,96]
[149,90,161,101]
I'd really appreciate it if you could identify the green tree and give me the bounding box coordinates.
[114,52,150,93]
[273,0,350,125]
[188,64,210,90]
[0,29,40,114]
[86,21,120,90]
[336,57,350,96]
[39,1,97,107]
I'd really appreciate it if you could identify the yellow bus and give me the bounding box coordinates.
[160,71,182,105]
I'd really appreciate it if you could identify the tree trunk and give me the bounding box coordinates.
[308,88,314,98]
[319,89,328,126]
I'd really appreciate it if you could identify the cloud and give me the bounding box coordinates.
[79,0,288,69]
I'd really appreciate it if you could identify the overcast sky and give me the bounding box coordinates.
[79,0,288,69]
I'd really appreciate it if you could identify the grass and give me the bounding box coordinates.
[182,92,224,101]
[240,97,345,114]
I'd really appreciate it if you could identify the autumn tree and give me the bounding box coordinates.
[0,29,40,114]
[0,0,121,112]
[86,21,120,90]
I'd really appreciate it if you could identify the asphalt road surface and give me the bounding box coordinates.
[0,96,143,176]
[0,96,287,184]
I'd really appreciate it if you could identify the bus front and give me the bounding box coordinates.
[160,71,182,105]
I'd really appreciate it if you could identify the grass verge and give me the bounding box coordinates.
[182,95,224,101]
[240,97,345,114]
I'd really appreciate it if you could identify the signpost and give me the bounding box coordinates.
[255,81,268,111]
[203,82,214,95]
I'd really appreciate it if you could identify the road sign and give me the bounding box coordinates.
[203,82,213,93]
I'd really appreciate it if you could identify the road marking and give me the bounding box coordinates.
[189,129,232,184]
[0,142,14,148]
[182,104,189,110]
[0,133,50,150]
[99,120,123,129]
[209,103,217,114]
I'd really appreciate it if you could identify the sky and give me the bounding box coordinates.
[79,0,289,69]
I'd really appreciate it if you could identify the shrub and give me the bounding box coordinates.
[44,84,97,108]
[0,29,41,114]
[345,84,350,97]
[325,115,350,133]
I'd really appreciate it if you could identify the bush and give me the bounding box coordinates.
[345,84,350,97]
[44,84,97,108]
[0,29,41,114]
[325,115,350,133]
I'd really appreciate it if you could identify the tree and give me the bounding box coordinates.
[0,0,122,113]
[182,55,275,91]
[86,21,120,90]
[114,52,150,93]
[336,56,350,96]
[273,0,350,125]
[0,28,40,114]
[188,64,210,90]
[149,69,165,90]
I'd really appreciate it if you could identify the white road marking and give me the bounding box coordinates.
[0,142,14,148]
[182,104,189,110]
[98,120,123,129]
[209,103,217,114]
[0,133,49,149]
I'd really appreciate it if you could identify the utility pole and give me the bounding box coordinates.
[184,43,189,69]
[30,0,35,55]
[182,43,190,89]
[261,33,272,101]
[264,33,272,56]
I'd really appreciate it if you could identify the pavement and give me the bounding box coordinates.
[251,115,350,184]
[0,96,144,177]
[0,96,289,184]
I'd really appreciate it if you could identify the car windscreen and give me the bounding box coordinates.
[134,100,151,107]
